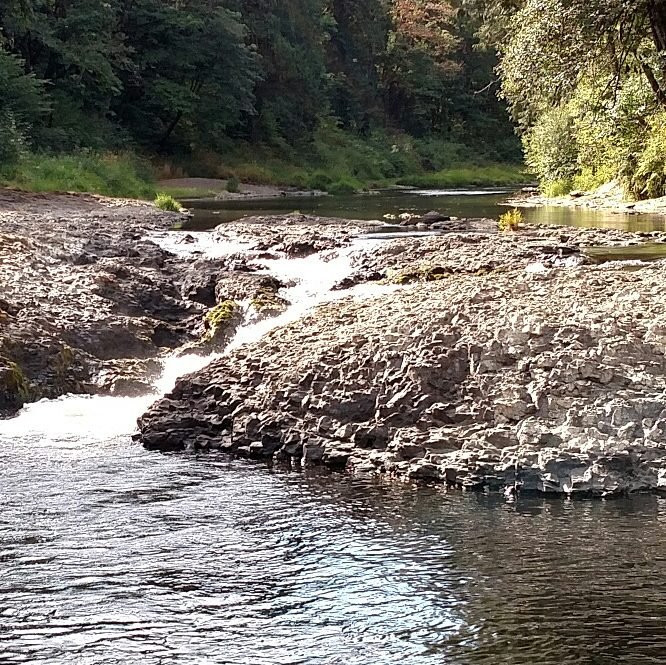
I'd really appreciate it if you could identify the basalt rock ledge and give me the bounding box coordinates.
[138,222,666,497]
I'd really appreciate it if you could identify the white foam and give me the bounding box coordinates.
[1,236,394,446]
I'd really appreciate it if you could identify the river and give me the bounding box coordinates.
[182,188,666,232]
[2,189,666,664]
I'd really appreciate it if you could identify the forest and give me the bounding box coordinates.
[1,0,666,199]
[0,0,522,195]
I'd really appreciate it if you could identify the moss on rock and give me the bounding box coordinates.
[0,357,32,410]
[204,300,242,343]
[250,287,289,317]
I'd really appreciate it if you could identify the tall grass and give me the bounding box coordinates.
[0,152,156,199]
[0,126,527,200]
[174,122,526,192]
[154,193,184,212]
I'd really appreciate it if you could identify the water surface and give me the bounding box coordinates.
[183,189,666,232]
[2,434,666,665]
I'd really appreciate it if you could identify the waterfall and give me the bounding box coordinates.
[0,236,392,446]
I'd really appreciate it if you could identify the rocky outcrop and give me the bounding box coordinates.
[137,223,666,498]
[213,213,376,256]
[0,197,375,416]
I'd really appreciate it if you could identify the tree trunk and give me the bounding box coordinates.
[159,111,183,150]
[648,1,666,73]
[645,0,666,106]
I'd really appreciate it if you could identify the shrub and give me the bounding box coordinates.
[154,193,183,212]
[0,112,27,165]
[226,176,240,193]
[523,105,579,184]
[327,178,359,195]
[231,163,276,184]
[398,164,528,188]
[622,112,666,200]
[498,208,523,232]
[307,171,333,191]
[542,179,573,198]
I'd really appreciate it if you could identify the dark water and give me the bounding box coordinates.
[2,435,666,664]
[182,189,666,233]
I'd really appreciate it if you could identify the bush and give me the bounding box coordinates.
[327,178,359,195]
[154,193,183,212]
[307,171,333,191]
[0,112,27,165]
[525,75,652,199]
[498,208,523,232]
[398,164,528,188]
[523,105,579,185]
[622,112,666,200]
[231,163,277,184]
[542,179,573,197]
[226,176,240,193]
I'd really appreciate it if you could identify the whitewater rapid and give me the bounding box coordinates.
[0,235,391,445]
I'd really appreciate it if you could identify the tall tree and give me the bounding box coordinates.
[115,0,258,151]
[232,0,330,143]
[326,0,390,133]
[0,45,46,161]
[381,0,460,135]
[469,0,666,123]
[0,0,125,149]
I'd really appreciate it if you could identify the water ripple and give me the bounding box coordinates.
[1,436,666,663]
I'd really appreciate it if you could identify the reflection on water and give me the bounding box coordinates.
[1,438,666,665]
[183,189,666,233]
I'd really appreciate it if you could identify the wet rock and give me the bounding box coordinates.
[94,359,162,397]
[0,189,196,412]
[420,211,450,225]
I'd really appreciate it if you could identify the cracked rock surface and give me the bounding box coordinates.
[138,220,666,497]
[0,195,375,415]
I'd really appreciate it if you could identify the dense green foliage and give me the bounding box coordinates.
[3,153,155,198]
[474,0,666,199]
[0,0,522,195]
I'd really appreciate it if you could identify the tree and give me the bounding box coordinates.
[0,45,46,162]
[380,0,461,135]
[231,0,330,144]
[0,0,126,149]
[470,0,666,123]
[325,0,390,133]
[115,0,258,151]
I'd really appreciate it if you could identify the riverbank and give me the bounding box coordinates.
[157,177,326,200]
[510,180,666,217]
[1,141,525,202]
[9,188,666,497]
[138,215,666,498]
[158,164,528,200]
